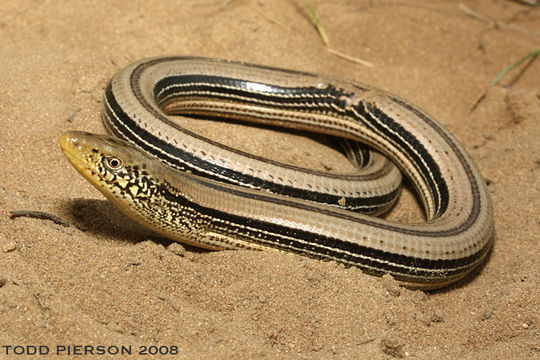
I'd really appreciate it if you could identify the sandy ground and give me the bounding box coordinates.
[1,0,539,359]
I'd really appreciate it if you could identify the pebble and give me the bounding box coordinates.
[2,240,16,252]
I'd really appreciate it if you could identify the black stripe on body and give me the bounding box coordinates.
[99,57,491,282]
[154,75,350,108]
[122,58,481,235]
[170,163,483,238]
[103,84,394,212]
[125,58,483,238]
[388,95,483,228]
[353,102,449,217]
[157,180,489,280]
[152,75,450,217]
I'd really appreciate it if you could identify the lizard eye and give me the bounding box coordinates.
[104,156,124,171]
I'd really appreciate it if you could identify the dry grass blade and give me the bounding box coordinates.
[305,1,373,67]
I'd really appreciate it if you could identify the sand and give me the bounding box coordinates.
[1,0,538,359]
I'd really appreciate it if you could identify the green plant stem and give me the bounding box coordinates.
[490,47,540,86]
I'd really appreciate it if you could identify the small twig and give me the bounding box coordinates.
[509,0,539,5]
[459,3,540,37]
[470,93,488,112]
[67,108,82,123]
[459,3,493,24]
[10,210,71,227]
